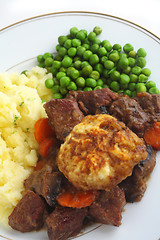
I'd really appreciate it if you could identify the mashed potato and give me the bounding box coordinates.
[58,114,147,191]
[0,66,53,225]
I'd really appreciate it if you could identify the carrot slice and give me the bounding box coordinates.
[39,137,57,157]
[144,122,160,150]
[34,118,54,144]
[57,189,98,208]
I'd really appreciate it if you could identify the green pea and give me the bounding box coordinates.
[76,31,86,41]
[124,89,132,97]
[68,47,77,57]
[76,77,85,87]
[137,48,147,57]
[79,29,87,38]
[70,69,79,80]
[59,86,68,95]
[136,57,146,68]
[81,61,89,68]
[66,66,75,76]
[52,85,60,93]
[113,44,122,52]
[123,66,131,75]
[86,78,97,88]
[94,63,104,74]
[149,87,160,94]
[103,84,109,88]
[136,83,147,93]
[102,40,112,51]
[128,57,136,67]
[77,46,86,57]
[74,60,82,69]
[72,39,81,47]
[101,56,108,64]
[128,82,136,91]
[53,93,63,99]
[43,52,53,59]
[70,27,79,38]
[132,66,142,75]
[146,81,156,89]
[82,65,93,76]
[61,56,72,68]
[45,78,54,89]
[56,72,66,80]
[38,63,45,68]
[58,47,67,57]
[59,67,67,73]
[88,31,97,42]
[53,78,59,85]
[64,39,72,49]
[110,70,120,81]
[60,76,71,87]
[89,54,99,65]
[93,26,102,35]
[67,81,78,91]
[128,50,137,58]
[130,74,138,83]
[90,44,99,53]
[82,43,90,50]
[89,71,100,80]
[123,43,134,53]
[138,74,148,83]
[110,81,120,92]
[120,73,130,85]
[94,86,103,90]
[83,50,93,60]
[104,60,114,70]
[92,38,101,45]
[58,36,68,46]
[52,60,61,69]
[83,87,93,91]
[109,52,120,62]
[37,55,44,63]
[141,68,151,76]
[98,47,108,57]
[96,79,104,87]
[118,57,129,69]
[56,44,61,52]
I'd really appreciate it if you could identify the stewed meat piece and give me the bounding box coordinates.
[134,92,160,122]
[88,186,126,226]
[68,87,119,115]
[109,96,150,137]
[24,165,63,208]
[46,206,87,240]
[119,145,156,202]
[8,190,47,232]
[44,98,84,141]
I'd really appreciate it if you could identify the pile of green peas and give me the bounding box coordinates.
[37,26,159,99]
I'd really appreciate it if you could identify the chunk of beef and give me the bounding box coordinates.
[88,186,126,226]
[134,92,160,122]
[109,96,150,137]
[44,98,84,141]
[8,190,47,232]
[119,145,156,202]
[46,206,87,240]
[68,88,119,115]
[24,165,62,208]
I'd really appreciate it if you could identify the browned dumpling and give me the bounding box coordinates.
[58,114,147,191]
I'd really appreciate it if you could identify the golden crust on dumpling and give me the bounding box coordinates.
[58,114,147,191]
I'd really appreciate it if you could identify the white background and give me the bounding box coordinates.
[0,0,160,37]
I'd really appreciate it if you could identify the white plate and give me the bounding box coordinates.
[0,11,160,240]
